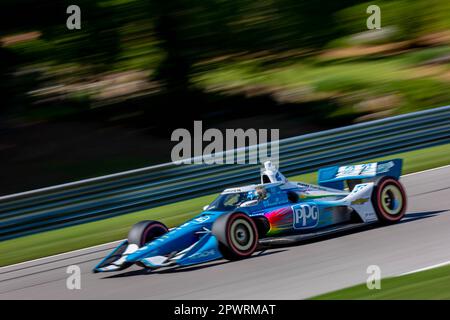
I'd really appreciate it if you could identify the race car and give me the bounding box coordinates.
[93,159,407,273]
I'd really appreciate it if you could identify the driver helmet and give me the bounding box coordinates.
[255,186,268,200]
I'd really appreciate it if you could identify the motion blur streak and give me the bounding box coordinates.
[1,1,450,195]
[1,166,449,299]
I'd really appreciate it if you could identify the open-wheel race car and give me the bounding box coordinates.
[93,159,407,273]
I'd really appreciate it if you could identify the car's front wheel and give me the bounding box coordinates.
[212,212,258,260]
[128,220,169,269]
[128,220,169,246]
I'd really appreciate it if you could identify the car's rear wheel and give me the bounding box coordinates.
[128,220,169,269]
[212,212,258,260]
[372,177,407,224]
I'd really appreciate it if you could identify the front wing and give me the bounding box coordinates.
[93,232,223,273]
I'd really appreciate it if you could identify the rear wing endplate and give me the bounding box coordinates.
[318,159,403,190]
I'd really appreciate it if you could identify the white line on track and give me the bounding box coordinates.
[401,260,450,275]
[1,163,449,272]
[402,164,450,178]
[0,240,123,271]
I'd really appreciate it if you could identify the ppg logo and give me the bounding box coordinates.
[293,204,319,229]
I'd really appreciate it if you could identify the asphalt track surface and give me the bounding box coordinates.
[1,166,450,299]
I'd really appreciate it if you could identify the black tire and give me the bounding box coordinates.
[372,177,407,224]
[128,220,169,247]
[212,212,258,261]
[128,220,169,269]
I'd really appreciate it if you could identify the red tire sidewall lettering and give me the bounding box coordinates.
[141,223,168,246]
[225,213,258,257]
[376,178,407,222]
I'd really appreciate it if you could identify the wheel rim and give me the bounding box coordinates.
[229,219,254,252]
[381,184,403,215]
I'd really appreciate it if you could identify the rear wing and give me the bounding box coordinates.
[318,159,403,190]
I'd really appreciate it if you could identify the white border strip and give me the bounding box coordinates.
[0,240,123,271]
[401,260,450,275]
[0,227,177,271]
[402,164,450,178]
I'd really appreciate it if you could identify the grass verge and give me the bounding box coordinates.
[312,263,450,299]
[0,143,449,267]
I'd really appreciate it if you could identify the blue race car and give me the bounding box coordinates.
[93,160,407,273]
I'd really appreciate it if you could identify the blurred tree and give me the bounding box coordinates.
[148,0,238,94]
[151,1,191,94]
[0,0,122,72]
[0,47,18,120]
[274,0,363,48]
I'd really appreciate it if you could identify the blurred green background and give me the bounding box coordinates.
[1,0,450,194]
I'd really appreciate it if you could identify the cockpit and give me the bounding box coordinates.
[206,184,300,212]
